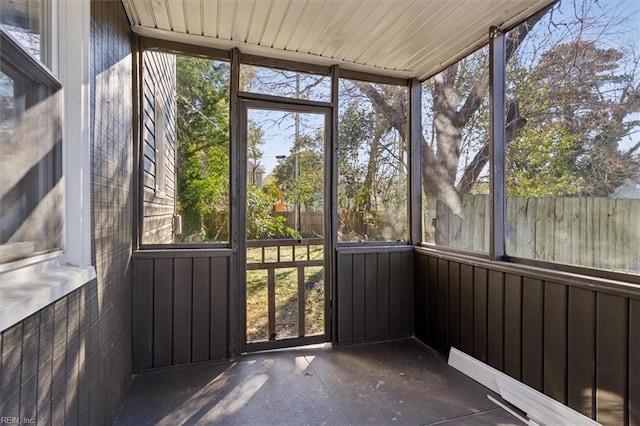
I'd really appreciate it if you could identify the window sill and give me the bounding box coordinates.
[0,257,96,333]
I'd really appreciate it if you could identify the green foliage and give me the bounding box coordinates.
[336,84,409,241]
[247,120,264,169]
[245,117,300,240]
[337,101,373,206]
[175,56,230,242]
[273,133,324,211]
[246,183,300,240]
[506,39,640,197]
[507,124,584,196]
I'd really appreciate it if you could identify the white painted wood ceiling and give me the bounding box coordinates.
[122,0,555,80]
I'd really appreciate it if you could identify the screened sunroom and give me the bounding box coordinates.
[0,0,638,424]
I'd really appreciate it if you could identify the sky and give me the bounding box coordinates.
[248,109,325,177]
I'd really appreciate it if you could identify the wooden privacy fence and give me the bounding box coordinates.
[273,211,324,237]
[436,194,640,272]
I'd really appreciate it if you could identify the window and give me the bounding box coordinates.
[0,0,52,67]
[0,0,94,332]
[504,0,640,274]
[421,48,490,253]
[140,51,231,245]
[1,0,61,266]
[240,64,331,102]
[0,31,62,265]
[337,78,408,242]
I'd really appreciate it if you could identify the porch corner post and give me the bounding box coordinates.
[330,64,339,345]
[132,34,142,251]
[229,47,244,358]
[409,78,422,245]
[489,26,506,261]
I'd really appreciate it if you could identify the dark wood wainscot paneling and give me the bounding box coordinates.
[336,247,414,345]
[132,251,231,371]
[414,249,639,426]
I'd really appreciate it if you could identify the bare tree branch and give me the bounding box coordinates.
[351,81,408,141]
[455,12,546,128]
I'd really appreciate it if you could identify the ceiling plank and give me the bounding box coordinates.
[283,0,325,52]
[295,0,343,54]
[182,0,202,35]
[245,0,273,45]
[309,0,366,56]
[217,0,236,40]
[357,2,442,69]
[148,0,172,30]
[271,0,309,50]
[132,0,155,27]
[335,0,414,63]
[165,0,186,33]
[260,0,292,48]
[232,0,256,42]
[397,2,502,75]
[348,2,418,63]
[201,0,220,38]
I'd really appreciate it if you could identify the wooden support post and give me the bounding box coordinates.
[410,78,422,245]
[489,27,506,261]
[268,268,276,340]
[329,64,340,344]
[230,47,244,357]
[298,266,305,337]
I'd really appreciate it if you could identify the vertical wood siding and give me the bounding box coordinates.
[415,249,639,426]
[132,252,231,371]
[0,2,134,423]
[336,248,414,345]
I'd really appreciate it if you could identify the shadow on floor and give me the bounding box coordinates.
[114,338,520,425]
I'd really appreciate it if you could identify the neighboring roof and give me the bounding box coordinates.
[121,0,555,80]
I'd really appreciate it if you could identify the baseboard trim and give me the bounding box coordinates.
[448,348,600,426]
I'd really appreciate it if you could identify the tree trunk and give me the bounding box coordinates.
[354,11,546,243]
[362,132,381,236]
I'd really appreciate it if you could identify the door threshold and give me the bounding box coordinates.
[242,341,332,356]
[244,334,327,353]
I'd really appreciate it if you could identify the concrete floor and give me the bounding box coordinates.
[114,338,520,425]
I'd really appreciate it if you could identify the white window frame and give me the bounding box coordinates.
[0,0,95,333]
